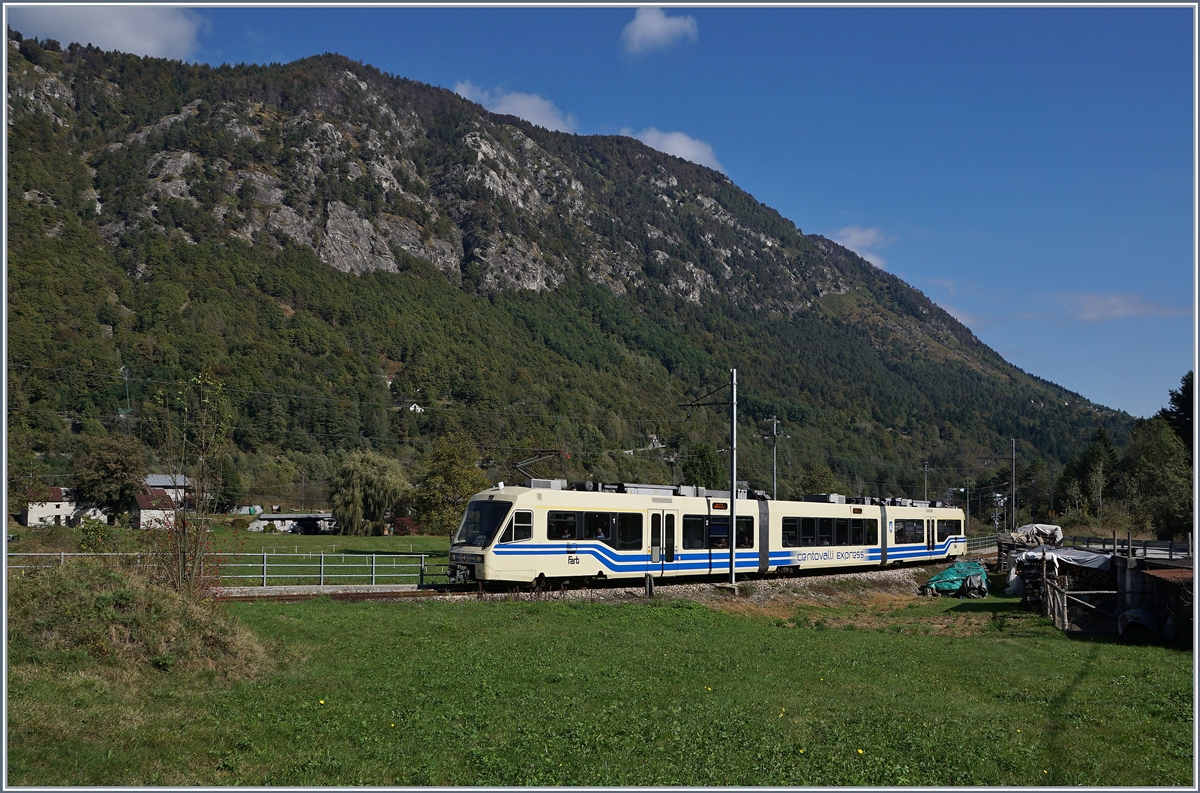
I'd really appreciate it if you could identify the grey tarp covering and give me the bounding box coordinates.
[1015,546,1111,573]
[920,560,989,598]
[1014,523,1064,544]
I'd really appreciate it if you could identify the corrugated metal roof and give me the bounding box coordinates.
[145,474,190,487]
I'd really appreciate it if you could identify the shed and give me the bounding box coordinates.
[131,489,176,530]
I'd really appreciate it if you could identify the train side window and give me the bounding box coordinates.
[582,512,611,541]
[801,518,816,547]
[894,519,923,544]
[866,519,878,545]
[651,513,662,548]
[818,517,833,546]
[936,519,962,542]
[850,518,864,545]
[683,515,706,549]
[736,516,754,548]
[513,511,533,541]
[834,518,849,546]
[498,520,514,544]
[782,517,799,547]
[548,511,577,541]
[708,517,730,549]
[616,513,643,550]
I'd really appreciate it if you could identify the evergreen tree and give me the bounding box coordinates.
[1157,370,1192,456]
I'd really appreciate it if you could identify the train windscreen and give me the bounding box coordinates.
[452,500,513,548]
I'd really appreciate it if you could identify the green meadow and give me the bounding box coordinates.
[6,565,1192,786]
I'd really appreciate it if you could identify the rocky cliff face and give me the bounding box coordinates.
[7,43,980,360]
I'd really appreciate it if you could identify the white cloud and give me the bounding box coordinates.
[832,225,891,269]
[7,6,207,60]
[620,126,724,172]
[454,81,578,133]
[1060,293,1191,322]
[621,7,698,54]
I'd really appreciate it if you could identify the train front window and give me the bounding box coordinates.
[452,500,513,548]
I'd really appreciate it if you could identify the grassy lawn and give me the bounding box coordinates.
[207,526,450,558]
[7,576,1192,786]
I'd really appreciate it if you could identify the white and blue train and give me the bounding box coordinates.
[447,479,967,585]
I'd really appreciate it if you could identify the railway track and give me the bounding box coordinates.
[212,564,943,603]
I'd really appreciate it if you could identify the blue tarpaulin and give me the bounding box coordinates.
[920,560,989,598]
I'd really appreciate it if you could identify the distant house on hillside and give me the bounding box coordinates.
[144,474,191,505]
[131,489,176,530]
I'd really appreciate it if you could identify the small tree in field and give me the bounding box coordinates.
[328,450,408,536]
[144,372,232,596]
[408,438,489,535]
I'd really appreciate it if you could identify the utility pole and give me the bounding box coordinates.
[729,368,737,586]
[923,462,929,502]
[762,416,787,500]
[1011,438,1016,532]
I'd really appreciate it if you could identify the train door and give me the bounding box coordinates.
[649,510,678,577]
[926,518,934,557]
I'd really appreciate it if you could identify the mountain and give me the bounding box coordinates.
[6,34,1133,502]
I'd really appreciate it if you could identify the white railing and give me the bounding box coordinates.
[7,552,447,587]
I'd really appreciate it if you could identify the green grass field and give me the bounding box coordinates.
[6,574,1192,786]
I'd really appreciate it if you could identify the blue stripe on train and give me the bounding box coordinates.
[492,538,965,573]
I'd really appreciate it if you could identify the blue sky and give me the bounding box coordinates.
[8,5,1195,418]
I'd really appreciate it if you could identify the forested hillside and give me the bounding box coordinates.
[7,32,1137,519]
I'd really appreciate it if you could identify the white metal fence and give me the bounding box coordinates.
[7,552,448,587]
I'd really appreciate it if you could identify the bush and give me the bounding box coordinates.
[7,558,264,675]
[229,516,251,532]
[77,516,118,553]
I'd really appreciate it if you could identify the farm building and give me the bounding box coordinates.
[131,489,176,530]
[144,474,191,505]
[20,487,74,526]
[247,512,337,534]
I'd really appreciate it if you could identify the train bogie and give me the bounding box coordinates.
[446,480,967,585]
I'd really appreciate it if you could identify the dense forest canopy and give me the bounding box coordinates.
[10,32,1174,535]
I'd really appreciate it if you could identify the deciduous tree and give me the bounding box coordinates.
[408,439,489,535]
[72,433,147,521]
[329,450,408,536]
